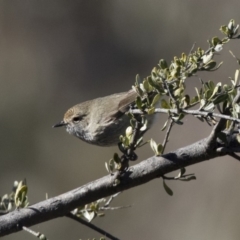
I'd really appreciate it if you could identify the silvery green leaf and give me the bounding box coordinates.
[220,25,229,35]
[203,102,215,111]
[195,87,200,100]
[139,83,146,93]
[83,210,95,222]
[136,96,142,109]
[7,202,13,211]
[159,59,168,69]
[178,113,185,121]
[235,69,239,85]
[135,74,141,85]
[140,120,148,131]
[109,159,115,172]
[233,24,239,35]
[151,93,160,106]
[161,99,170,109]
[97,212,105,217]
[200,99,206,108]
[208,80,215,91]
[135,137,143,148]
[202,52,213,64]
[143,79,150,92]
[228,19,235,31]
[157,144,163,155]
[214,44,223,52]
[161,120,169,131]
[209,82,222,99]
[150,139,158,155]
[180,168,186,177]
[148,107,155,115]
[179,175,196,181]
[105,162,110,173]
[125,126,133,138]
[211,37,221,46]
[212,94,228,104]
[203,60,217,70]
[234,103,240,113]
[113,153,121,164]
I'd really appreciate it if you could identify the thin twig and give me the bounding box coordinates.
[100,205,131,211]
[130,108,240,123]
[163,80,180,112]
[162,119,174,154]
[22,226,47,239]
[207,107,230,147]
[104,193,121,207]
[66,213,120,240]
[208,118,227,144]
[137,141,148,148]
[185,42,196,68]
[128,120,141,155]
[228,152,240,161]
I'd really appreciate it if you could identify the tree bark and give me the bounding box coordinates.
[0,132,237,237]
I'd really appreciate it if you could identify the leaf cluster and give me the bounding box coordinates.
[0,180,29,214]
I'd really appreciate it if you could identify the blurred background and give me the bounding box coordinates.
[1,0,240,239]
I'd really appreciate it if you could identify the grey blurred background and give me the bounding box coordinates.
[1,0,240,239]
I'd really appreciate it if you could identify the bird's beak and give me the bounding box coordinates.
[52,121,67,128]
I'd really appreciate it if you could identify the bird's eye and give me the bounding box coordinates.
[72,116,82,123]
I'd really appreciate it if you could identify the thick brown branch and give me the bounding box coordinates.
[0,133,239,237]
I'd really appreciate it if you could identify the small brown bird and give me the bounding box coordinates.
[53,90,138,146]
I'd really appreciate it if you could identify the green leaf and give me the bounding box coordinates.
[157,144,163,155]
[179,175,197,181]
[113,153,121,164]
[228,19,235,31]
[174,87,183,97]
[83,210,95,222]
[195,87,200,100]
[148,107,155,115]
[140,119,148,131]
[14,180,28,208]
[235,69,239,86]
[108,158,115,172]
[159,59,168,69]
[161,99,170,109]
[171,115,183,125]
[180,168,186,177]
[203,60,217,70]
[203,102,215,111]
[143,79,151,92]
[150,138,159,155]
[178,113,185,121]
[151,93,160,106]
[208,80,215,91]
[105,162,110,173]
[220,25,230,36]
[212,94,228,104]
[200,99,206,108]
[136,96,142,109]
[135,74,140,85]
[135,137,143,148]
[209,82,222,99]
[181,95,190,108]
[163,180,173,196]
[190,95,199,105]
[161,120,169,131]
[211,37,222,46]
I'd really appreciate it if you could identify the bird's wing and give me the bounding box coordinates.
[103,90,137,123]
